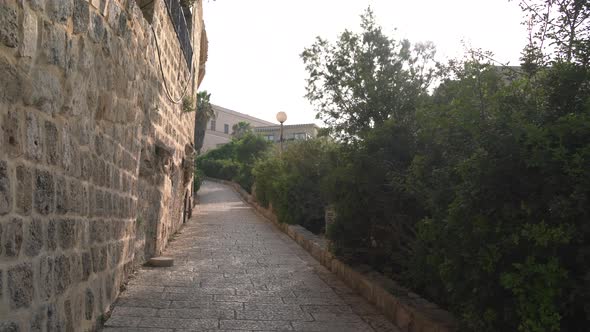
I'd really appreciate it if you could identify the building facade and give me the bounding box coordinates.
[201,104,274,152]
[254,123,320,143]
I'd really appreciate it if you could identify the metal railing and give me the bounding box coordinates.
[163,0,193,71]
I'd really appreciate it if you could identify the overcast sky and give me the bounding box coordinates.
[199,0,526,125]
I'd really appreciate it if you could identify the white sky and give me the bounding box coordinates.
[200,0,526,125]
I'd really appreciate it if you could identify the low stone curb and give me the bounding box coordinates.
[203,178,457,332]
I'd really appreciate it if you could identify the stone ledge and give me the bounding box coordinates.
[204,177,457,332]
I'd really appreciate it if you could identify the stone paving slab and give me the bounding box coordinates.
[103,181,401,331]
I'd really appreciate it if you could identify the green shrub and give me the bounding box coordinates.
[253,139,336,234]
[194,167,204,192]
[196,158,239,180]
[253,157,283,208]
[398,63,590,332]
[196,132,271,193]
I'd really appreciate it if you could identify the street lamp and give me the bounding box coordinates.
[276,111,287,155]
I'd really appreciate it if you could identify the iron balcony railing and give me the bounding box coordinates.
[163,0,193,71]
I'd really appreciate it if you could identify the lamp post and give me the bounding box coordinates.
[276,111,287,155]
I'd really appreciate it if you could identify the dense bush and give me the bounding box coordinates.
[300,5,590,331]
[322,121,425,269]
[196,133,270,192]
[253,139,336,234]
[194,167,204,192]
[197,158,239,181]
[402,62,590,332]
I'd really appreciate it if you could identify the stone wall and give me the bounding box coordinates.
[0,0,206,330]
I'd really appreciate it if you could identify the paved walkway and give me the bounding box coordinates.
[103,181,400,331]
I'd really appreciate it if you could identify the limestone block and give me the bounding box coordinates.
[94,189,104,216]
[4,217,23,257]
[20,6,38,58]
[73,0,89,34]
[38,255,55,301]
[118,11,129,38]
[89,219,105,243]
[24,218,43,257]
[61,128,81,177]
[70,253,83,282]
[0,4,18,48]
[67,180,87,216]
[77,38,95,75]
[63,73,90,117]
[29,306,46,332]
[34,169,55,215]
[46,218,57,251]
[47,0,73,24]
[0,161,10,215]
[85,288,95,320]
[44,120,61,166]
[63,299,74,332]
[55,254,72,295]
[104,191,113,217]
[8,263,34,309]
[45,302,61,331]
[15,164,32,215]
[42,21,67,68]
[22,68,63,115]
[90,11,105,43]
[58,218,77,249]
[91,246,107,272]
[0,54,21,103]
[107,1,121,32]
[82,251,92,280]
[25,111,44,162]
[80,151,92,180]
[0,322,20,332]
[28,0,43,11]
[55,176,67,215]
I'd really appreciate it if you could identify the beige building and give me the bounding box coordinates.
[254,123,320,143]
[202,106,321,152]
[202,105,274,152]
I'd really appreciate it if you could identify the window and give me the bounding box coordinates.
[264,135,275,141]
[293,132,307,140]
[210,120,216,131]
[224,124,229,134]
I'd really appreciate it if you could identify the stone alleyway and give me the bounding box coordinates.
[102,181,400,332]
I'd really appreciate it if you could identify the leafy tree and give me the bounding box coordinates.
[517,0,590,67]
[301,7,437,141]
[231,121,252,139]
[299,4,590,332]
[194,91,215,154]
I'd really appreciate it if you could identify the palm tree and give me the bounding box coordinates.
[231,121,252,139]
[194,91,215,154]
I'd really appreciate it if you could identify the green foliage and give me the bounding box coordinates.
[252,139,336,234]
[194,167,204,192]
[196,133,271,192]
[518,0,590,67]
[322,120,424,268]
[300,5,590,332]
[182,96,195,113]
[231,121,252,139]
[301,7,437,141]
[194,91,215,154]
